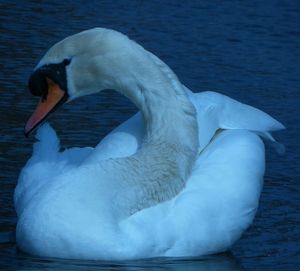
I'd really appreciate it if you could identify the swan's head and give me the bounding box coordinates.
[25,28,149,136]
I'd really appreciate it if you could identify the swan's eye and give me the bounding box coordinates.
[63,58,71,66]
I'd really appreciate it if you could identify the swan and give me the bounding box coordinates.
[15,28,284,260]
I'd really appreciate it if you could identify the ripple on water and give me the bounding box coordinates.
[0,0,299,270]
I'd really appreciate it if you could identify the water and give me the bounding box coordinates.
[0,0,299,270]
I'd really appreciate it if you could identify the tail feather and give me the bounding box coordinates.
[187,90,285,152]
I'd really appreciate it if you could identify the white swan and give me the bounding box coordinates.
[15,28,284,260]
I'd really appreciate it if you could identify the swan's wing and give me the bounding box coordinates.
[15,114,145,211]
[81,113,145,164]
[120,129,265,258]
[186,89,285,152]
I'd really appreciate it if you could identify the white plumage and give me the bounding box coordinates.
[15,28,284,260]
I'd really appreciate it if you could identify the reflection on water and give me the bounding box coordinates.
[0,0,299,270]
[0,242,244,271]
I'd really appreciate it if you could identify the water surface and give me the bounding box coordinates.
[0,0,299,270]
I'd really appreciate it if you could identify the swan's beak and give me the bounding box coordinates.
[24,77,68,136]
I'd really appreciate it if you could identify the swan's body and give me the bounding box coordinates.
[15,28,284,260]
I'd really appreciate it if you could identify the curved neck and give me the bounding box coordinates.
[139,75,199,181]
[113,51,199,212]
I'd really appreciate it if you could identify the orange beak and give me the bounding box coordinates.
[25,77,67,136]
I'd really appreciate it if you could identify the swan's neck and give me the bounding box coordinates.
[113,52,199,212]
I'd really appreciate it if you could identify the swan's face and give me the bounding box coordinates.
[25,28,141,136]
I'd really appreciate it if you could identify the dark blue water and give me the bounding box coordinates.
[0,0,299,270]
